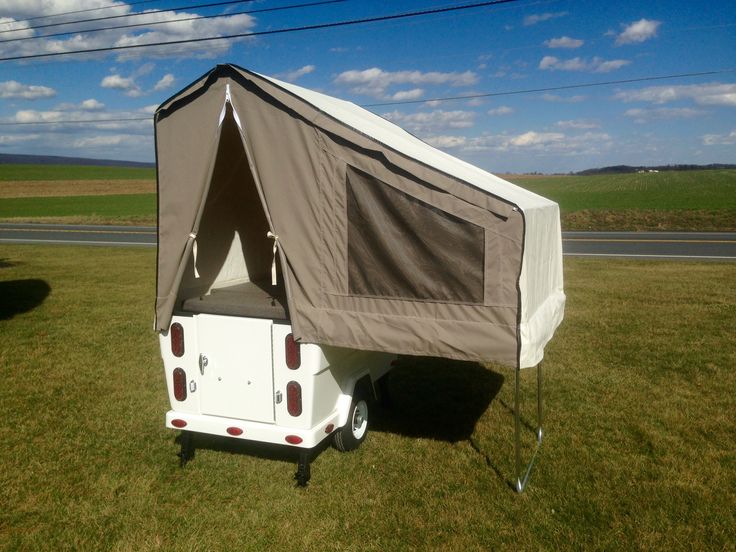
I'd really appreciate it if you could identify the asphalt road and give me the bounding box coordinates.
[1,223,736,261]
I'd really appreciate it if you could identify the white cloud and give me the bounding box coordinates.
[72,135,140,148]
[539,56,630,73]
[390,88,424,101]
[555,119,600,129]
[140,104,159,115]
[335,67,477,99]
[101,74,141,97]
[424,135,467,149]
[544,36,584,49]
[702,130,736,145]
[488,106,514,116]
[624,107,704,123]
[614,83,736,106]
[616,19,661,46]
[81,98,105,111]
[0,4,256,61]
[523,12,567,26]
[381,109,475,134]
[541,93,587,103]
[12,107,152,132]
[0,134,40,144]
[0,80,56,99]
[281,65,315,82]
[153,73,175,91]
[462,130,612,156]
[510,131,564,147]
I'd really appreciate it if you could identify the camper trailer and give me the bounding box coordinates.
[154,65,565,489]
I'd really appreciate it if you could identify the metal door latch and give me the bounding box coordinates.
[199,354,208,375]
[275,390,283,404]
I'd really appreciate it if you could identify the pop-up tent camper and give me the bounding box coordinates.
[154,64,565,490]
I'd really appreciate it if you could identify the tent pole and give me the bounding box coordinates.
[514,361,543,493]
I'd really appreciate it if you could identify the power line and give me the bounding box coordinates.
[363,69,736,107]
[0,0,522,61]
[0,0,255,35]
[0,0,349,45]
[6,0,162,26]
[1,68,733,126]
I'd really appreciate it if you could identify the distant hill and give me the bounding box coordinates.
[0,153,154,169]
[576,164,736,175]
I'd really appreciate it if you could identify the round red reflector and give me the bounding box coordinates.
[171,419,187,428]
[226,427,243,436]
[285,435,303,445]
[325,424,335,433]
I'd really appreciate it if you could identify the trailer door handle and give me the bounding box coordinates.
[199,354,208,375]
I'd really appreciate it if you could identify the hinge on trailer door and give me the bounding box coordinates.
[199,354,208,375]
[275,390,283,404]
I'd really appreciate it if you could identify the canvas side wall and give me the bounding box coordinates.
[228,74,525,364]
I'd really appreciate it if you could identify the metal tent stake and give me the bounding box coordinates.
[514,361,543,493]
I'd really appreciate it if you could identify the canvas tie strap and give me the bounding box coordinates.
[189,232,200,279]
[267,231,279,286]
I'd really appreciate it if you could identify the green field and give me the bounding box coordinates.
[508,170,736,231]
[509,170,736,211]
[1,245,734,550]
[0,164,155,181]
[1,167,735,230]
[0,193,156,222]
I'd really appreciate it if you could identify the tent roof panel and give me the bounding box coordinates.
[258,71,555,212]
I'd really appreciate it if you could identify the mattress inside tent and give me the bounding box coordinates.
[180,280,289,320]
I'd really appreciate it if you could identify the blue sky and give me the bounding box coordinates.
[0,0,734,173]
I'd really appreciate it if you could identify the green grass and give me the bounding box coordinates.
[508,170,736,212]
[0,193,156,221]
[0,164,155,181]
[508,170,736,231]
[1,246,734,550]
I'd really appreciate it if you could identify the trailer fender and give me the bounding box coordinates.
[335,374,374,429]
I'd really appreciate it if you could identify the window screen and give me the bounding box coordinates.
[346,166,484,303]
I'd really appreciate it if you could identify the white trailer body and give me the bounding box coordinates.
[160,309,394,453]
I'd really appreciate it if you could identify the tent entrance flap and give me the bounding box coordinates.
[177,105,285,315]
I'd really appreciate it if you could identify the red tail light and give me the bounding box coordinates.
[285,435,303,445]
[171,419,187,428]
[171,322,185,357]
[286,381,302,416]
[173,367,187,401]
[285,333,300,369]
[227,427,243,436]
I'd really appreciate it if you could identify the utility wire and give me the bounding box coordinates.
[0,0,348,45]
[1,68,733,126]
[0,0,522,61]
[6,0,162,26]
[0,0,255,35]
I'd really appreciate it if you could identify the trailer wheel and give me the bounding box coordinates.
[333,395,369,452]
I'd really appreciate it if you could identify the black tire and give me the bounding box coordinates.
[333,394,369,452]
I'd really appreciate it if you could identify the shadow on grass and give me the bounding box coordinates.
[372,356,504,442]
[0,279,51,320]
[169,357,505,486]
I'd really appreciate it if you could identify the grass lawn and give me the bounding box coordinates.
[1,246,734,549]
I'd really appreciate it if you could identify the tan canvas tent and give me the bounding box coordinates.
[154,63,565,370]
